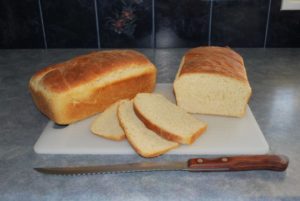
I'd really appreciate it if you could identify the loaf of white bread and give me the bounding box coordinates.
[173,46,252,117]
[29,50,157,124]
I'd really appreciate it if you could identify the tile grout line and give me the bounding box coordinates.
[94,0,101,48]
[152,0,156,48]
[38,0,47,49]
[264,0,272,48]
[208,0,213,46]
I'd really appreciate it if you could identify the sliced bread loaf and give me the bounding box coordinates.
[91,100,126,141]
[173,46,252,117]
[117,100,178,158]
[133,93,207,144]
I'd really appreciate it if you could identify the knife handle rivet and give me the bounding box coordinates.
[197,158,204,163]
[221,157,228,162]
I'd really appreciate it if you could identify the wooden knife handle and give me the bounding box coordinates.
[187,155,289,172]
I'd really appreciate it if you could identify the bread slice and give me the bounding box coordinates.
[173,46,252,117]
[133,93,207,144]
[117,100,178,158]
[90,100,126,141]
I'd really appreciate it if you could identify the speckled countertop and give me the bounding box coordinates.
[0,49,299,201]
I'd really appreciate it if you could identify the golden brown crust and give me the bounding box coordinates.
[179,46,248,82]
[64,72,155,124]
[29,50,157,124]
[117,106,179,158]
[133,103,207,144]
[29,84,56,121]
[189,126,208,144]
[31,50,154,93]
[32,71,155,125]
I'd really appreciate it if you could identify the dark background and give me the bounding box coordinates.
[0,0,299,48]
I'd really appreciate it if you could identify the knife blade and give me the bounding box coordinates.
[34,154,289,175]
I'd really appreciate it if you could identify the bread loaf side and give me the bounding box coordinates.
[29,50,157,124]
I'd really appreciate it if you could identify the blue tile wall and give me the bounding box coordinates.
[41,0,98,48]
[0,0,300,48]
[99,0,153,48]
[211,0,269,47]
[0,0,44,48]
[266,0,300,47]
[155,0,210,48]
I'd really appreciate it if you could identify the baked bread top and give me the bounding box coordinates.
[179,46,248,82]
[30,50,156,93]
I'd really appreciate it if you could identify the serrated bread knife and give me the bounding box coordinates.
[34,155,288,175]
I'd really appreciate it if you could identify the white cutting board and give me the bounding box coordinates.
[34,83,269,155]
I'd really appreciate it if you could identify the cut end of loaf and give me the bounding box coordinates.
[174,46,252,118]
[174,73,252,117]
